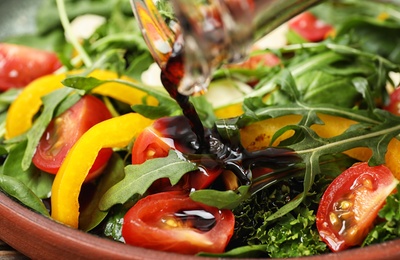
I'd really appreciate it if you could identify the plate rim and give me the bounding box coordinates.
[1,191,400,260]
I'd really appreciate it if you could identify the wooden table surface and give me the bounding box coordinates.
[0,240,29,260]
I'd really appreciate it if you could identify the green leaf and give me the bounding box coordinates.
[363,184,400,246]
[99,150,197,211]
[237,97,400,220]
[103,205,127,243]
[0,175,49,217]
[20,88,77,170]
[2,141,53,199]
[190,185,250,209]
[266,193,304,222]
[215,118,241,148]
[62,77,181,119]
[191,95,218,129]
[62,76,104,93]
[263,208,327,258]
[79,154,126,232]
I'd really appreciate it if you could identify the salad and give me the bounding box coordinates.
[1,0,400,258]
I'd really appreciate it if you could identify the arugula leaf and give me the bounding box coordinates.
[190,186,250,209]
[0,175,49,217]
[2,141,53,199]
[102,205,127,243]
[21,88,79,171]
[99,150,197,211]
[79,154,126,232]
[190,95,218,128]
[62,76,181,118]
[258,108,400,219]
[4,88,80,174]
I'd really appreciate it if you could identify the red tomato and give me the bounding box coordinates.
[384,87,400,115]
[122,191,235,254]
[0,43,62,91]
[131,117,223,191]
[231,52,281,70]
[316,162,398,252]
[32,95,113,181]
[189,164,223,190]
[131,127,171,164]
[131,127,178,192]
[288,12,333,42]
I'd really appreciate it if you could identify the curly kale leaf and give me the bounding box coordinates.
[225,173,337,258]
[363,184,400,246]
[261,207,327,258]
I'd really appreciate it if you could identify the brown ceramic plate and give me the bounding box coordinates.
[1,1,400,259]
[1,190,400,260]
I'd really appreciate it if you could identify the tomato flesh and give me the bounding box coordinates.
[33,95,113,181]
[316,162,398,252]
[122,191,235,254]
[131,127,171,165]
[288,12,333,42]
[0,43,62,91]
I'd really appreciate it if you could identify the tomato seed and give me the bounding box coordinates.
[339,200,352,210]
[362,178,374,190]
[329,212,340,229]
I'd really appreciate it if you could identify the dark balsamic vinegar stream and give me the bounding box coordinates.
[160,37,208,153]
[159,38,300,186]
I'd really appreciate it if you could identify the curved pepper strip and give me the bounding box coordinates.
[51,113,153,228]
[5,70,158,139]
[5,73,66,139]
[240,113,400,179]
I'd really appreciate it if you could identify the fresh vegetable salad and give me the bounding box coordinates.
[1,0,400,258]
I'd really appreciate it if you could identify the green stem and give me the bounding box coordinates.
[56,0,93,68]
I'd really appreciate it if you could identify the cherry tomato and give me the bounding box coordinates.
[0,43,62,91]
[131,116,223,191]
[32,95,113,181]
[131,126,179,192]
[232,52,281,70]
[316,162,398,252]
[131,127,171,164]
[384,87,400,115]
[122,191,235,254]
[288,12,333,42]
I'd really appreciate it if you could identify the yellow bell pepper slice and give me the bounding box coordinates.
[214,103,244,119]
[240,113,400,179]
[51,113,153,228]
[5,70,158,139]
[5,73,66,139]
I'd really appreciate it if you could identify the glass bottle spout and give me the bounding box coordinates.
[132,0,325,96]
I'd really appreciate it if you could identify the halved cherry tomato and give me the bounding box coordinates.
[384,87,400,115]
[33,95,113,181]
[288,12,333,42]
[131,126,176,192]
[316,162,398,252]
[131,116,223,191]
[122,191,235,254]
[0,43,62,91]
[131,127,171,164]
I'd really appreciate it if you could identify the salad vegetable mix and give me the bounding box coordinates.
[1,0,400,258]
